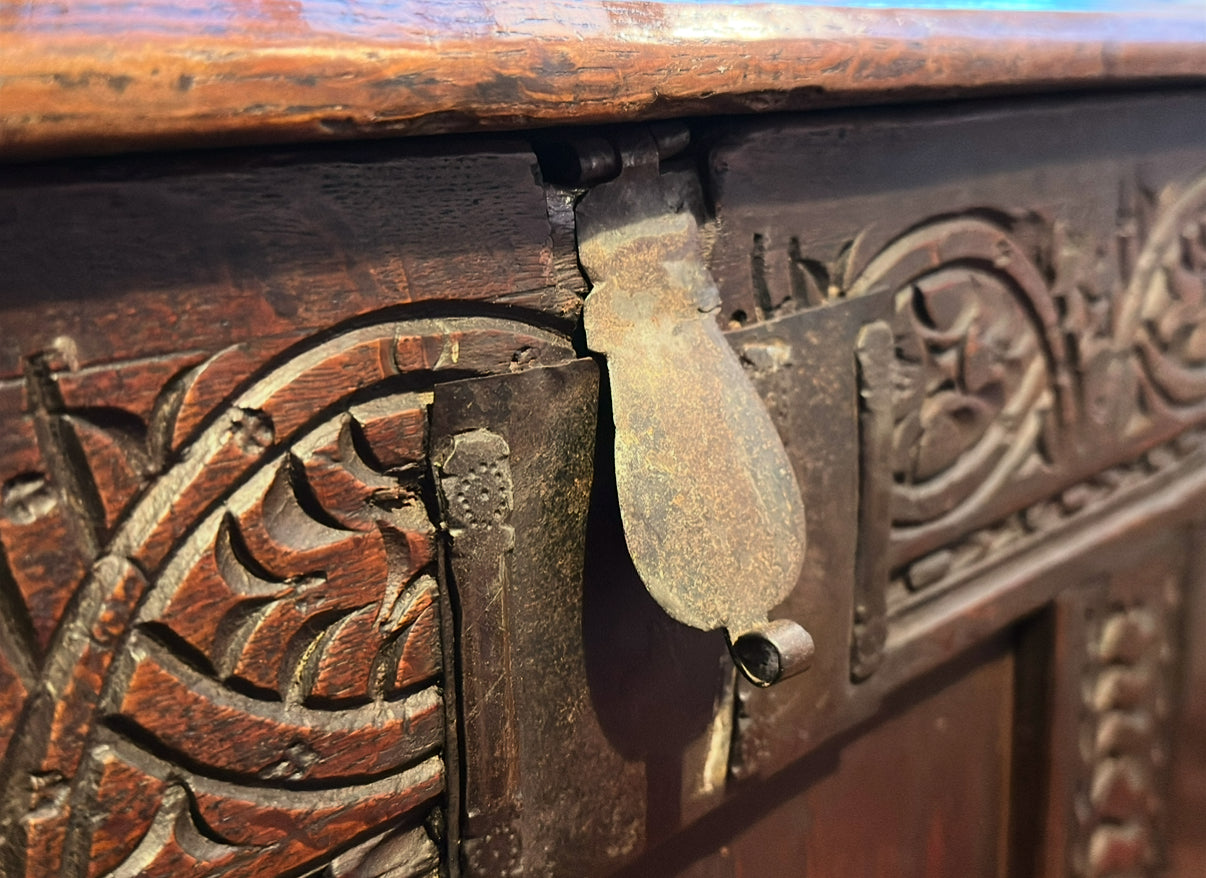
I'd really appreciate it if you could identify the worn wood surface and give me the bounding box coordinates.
[1169,526,1206,877]
[0,314,577,878]
[702,91,1206,780]
[0,141,582,877]
[1037,533,1190,878]
[611,524,1201,877]
[3,85,1206,875]
[0,142,583,381]
[2,1,1205,160]
[615,638,1018,878]
[681,91,1206,877]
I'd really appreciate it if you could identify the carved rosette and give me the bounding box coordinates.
[0,316,573,877]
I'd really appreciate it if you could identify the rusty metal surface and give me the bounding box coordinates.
[432,361,602,876]
[577,133,809,678]
[434,356,750,876]
[433,427,522,876]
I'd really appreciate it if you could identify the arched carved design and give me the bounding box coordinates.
[1123,173,1206,415]
[832,177,1206,594]
[0,316,574,878]
[846,217,1066,538]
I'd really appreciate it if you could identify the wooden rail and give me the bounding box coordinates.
[2,1,1204,159]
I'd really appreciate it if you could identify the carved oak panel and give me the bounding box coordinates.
[0,316,576,878]
[0,143,584,878]
[682,91,1206,876]
[2,91,1205,878]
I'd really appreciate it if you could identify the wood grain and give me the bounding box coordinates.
[1,1,1204,160]
[0,144,582,380]
[0,314,575,877]
[706,93,1206,792]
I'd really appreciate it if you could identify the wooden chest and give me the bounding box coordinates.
[1,3,1204,876]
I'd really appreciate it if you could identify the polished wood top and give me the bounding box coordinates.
[1,1,1204,159]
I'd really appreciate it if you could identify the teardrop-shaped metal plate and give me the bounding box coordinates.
[577,142,807,639]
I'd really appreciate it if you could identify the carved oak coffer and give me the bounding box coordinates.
[2,85,1206,878]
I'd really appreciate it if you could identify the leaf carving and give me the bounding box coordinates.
[0,315,574,878]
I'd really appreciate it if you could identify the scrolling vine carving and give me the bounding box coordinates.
[845,176,1206,590]
[744,171,1206,678]
[855,216,1065,551]
[0,315,574,877]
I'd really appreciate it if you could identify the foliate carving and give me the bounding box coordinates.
[896,175,1206,577]
[742,173,1206,679]
[758,214,1072,603]
[893,427,1206,594]
[864,217,1064,543]
[0,316,574,877]
[317,821,442,878]
[1127,175,1206,413]
[0,475,57,527]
